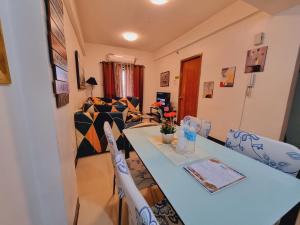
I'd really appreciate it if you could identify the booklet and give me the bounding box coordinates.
[183,158,246,193]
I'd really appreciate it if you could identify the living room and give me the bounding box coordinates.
[1,0,300,225]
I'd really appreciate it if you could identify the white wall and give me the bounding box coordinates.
[154,5,300,141]
[65,7,89,111]
[0,0,80,224]
[0,0,67,224]
[53,3,90,224]
[84,43,156,112]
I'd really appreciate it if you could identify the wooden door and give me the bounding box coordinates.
[178,55,202,122]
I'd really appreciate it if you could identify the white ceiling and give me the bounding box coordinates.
[244,0,300,14]
[75,0,237,51]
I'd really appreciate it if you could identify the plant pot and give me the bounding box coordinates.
[161,133,175,144]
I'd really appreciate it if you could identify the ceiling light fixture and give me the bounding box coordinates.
[122,32,138,42]
[150,0,168,5]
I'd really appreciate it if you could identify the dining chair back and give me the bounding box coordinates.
[183,116,212,138]
[114,153,159,225]
[225,129,300,176]
[104,121,124,196]
[104,121,121,158]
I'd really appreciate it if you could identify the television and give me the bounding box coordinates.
[156,92,171,106]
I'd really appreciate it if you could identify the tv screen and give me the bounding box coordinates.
[156,92,170,106]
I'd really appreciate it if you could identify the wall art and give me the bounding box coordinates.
[245,46,268,73]
[0,21,11,84]
[203,81,214,98]
[220,67,236,87]
[160,71,170,87]
[46,0,69,107]
[75,50,86,89]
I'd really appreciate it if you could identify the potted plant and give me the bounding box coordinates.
[160,112,176,144]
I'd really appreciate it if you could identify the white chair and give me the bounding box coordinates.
[104,122,156,225]
[104,122,125,195]
[114,153,183,225]
[104,122,155,191]
[225,129,300,176]
[182,116,212,138]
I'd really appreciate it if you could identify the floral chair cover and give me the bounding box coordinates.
[183,116,212,138]
[225,129,300,176]
[115,153,159,225]
[115,153,183,225]
[104,122,155,192]
[104,122,121,157]
[104,122,125,198]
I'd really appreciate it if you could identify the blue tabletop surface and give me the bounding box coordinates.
[124,126,300,225]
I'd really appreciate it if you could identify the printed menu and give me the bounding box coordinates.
[184,158,246,193]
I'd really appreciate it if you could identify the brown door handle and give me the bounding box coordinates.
[179,96,184,100]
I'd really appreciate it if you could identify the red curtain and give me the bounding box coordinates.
[102,62,116,98]
[133,65,144,112]
[102,62,144,111]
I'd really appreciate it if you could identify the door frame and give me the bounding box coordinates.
[280,48,300,141]
[177,54,202,123]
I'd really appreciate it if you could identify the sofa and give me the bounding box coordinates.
[74,97,141,158]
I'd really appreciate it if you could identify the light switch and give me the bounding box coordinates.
[254,32,264,46]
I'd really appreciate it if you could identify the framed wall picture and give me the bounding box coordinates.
[160,71,170,87]
[203,81,214,98]
[75,50,86,89]
[220,67,236,87]
[245,46,268,73]
[0,21,11,84]
[46,0,69,108]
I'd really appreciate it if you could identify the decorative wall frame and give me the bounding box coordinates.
[45,0,69,108]
[160,71,170,87]
[75,50,86,90]
[245,46,268,73]
[203,81,214,98]
[0,21,11,84]
[220,67,236,87]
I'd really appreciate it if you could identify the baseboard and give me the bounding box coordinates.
[73,198,80,225]
[207,136,225,146]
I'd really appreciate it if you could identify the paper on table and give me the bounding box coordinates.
[148,135,209,165]
[184,158,246,193]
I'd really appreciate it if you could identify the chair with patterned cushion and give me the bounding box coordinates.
[183,116,212,138]
[225,129,300,176]
[104,121,155,190]
[103,122,126,225]
[114,153,183,225]
[104,122,156,224]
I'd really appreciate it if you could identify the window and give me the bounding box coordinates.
[115,63,133,97]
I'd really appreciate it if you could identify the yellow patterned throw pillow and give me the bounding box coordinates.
[92,97,105,105]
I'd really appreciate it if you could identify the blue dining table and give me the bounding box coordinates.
[123,126,300,225]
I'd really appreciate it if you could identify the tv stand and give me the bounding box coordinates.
[147,106,162,123]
